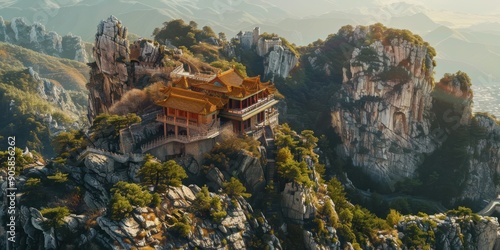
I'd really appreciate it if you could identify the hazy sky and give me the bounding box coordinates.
[269,0,500,17]
[386,0,500,14]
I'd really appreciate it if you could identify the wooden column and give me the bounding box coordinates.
[163,107,167,136]
[186,111,190,137]
[174,109,178,137]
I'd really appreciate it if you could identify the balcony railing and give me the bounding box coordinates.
[266,110,279,126]
[157,114,220,131]
[245,126,265,139]
[141,126,220,153]
[225,95,275,115]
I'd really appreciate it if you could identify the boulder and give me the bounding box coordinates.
[281,182,316,222]
[232,150,265,193]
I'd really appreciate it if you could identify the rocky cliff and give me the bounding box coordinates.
[87,16,172,122]
[460,114,500,202]
[417,72,500,203]
[264,45,298,79]
[304,25,500,202]
[87,16,130,121]
[0,16,87,62]
[329,26,437,190]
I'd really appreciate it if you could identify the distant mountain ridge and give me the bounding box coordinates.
[0,16,89,62]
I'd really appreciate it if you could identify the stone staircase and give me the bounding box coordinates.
[264,125,277,184]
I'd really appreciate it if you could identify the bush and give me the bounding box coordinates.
[109,182,153,220]
[41,206,70,229]
[110,193,133,221]
[386,209,402,227]
[51,130,87,159]
[192,185,212,215]
[276,147,314,186]
[171,218,191,237]
[223,177,251,199]
[47,171,69,184]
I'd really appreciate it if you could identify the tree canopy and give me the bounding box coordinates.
[110,182,153,220]
[138,158,188,191]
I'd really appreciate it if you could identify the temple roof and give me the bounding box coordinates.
[216,69,244,87]
[170,68,274,98]
[156,86,226,115]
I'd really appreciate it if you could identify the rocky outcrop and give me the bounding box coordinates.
[87,16,130,121]
[281,182,316,222]
[90,184,280,249]
[93,15,129,80]
[28,67,79,116]
[264,45,298,79]
[87,16,172,122]
[429,72,500,202]
[304,230,342,250]
[330,26,437,190]
[0,16,87,62]
[19,207,57,250]
[74,152,141,209]
[460,114,500,202]
[62,34,88,63]
[129,39,165,65]
[232,150,266,193]
[222,43,236,58]
[397,214,500,249]
[205,149,266,193]
[96,208,161,249]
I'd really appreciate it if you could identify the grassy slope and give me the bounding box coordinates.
[0,42,89,91]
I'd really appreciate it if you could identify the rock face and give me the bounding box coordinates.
[232,150,266,193]
[28,67,79,116]
[74,152,141,209]
[19,207,57,250]
[0,16,87,62]
[397,214,500,249]
[87,16,171,122]
[87,16,130,121]
[321,26,500,201]
[331,28,437,190]
[264,45,298,79]
[89,184,281,250]
[93,15,129,80]
[205,149,266,193]
[461,114,500,202]
[281,182,316,222]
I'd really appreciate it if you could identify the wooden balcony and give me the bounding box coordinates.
[220,95,279,121]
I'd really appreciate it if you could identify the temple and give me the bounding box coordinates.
[156,67,279,139]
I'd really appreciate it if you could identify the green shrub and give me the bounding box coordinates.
[109,182,153,220]
[172,219,191,237]
[47,171,68,183]
[223,177,251,199]
[386,209,402,227]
